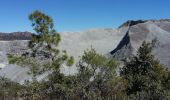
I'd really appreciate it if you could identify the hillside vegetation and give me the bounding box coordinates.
[0,11,169,100]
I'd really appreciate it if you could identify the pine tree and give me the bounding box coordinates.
[8,10,74,99]
[120,41,170,99]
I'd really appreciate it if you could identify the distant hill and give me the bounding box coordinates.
[0,32,32,40]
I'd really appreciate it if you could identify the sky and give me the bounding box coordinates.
[0,0,170,33]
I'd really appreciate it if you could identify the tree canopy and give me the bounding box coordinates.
[120,41,170,99]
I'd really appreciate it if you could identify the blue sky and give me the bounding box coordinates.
[0,0,170,32]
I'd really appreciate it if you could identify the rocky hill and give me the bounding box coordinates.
[0,19,170,83]
[0,32,32,40]
[111,19,170,67]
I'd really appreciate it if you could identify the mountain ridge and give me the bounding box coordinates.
[0,32,32,40]
[119,19,170,28]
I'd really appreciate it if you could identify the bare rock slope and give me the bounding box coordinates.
[0,19,170,83]
[111,19,170,67]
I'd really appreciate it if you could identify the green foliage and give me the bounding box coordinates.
[29,10,54,35]
[66,56,74,66]
[7,10,75,100]
[120,41,170,99]
[28,10,61,49]
[0,76,22,100]
[72,48,126,99]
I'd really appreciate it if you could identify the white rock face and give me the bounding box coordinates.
[0,40,30,83]
[128,21,170,67]
[59,28,124,60]
[0,19,170,83]
[0,64,6,69]
[0,29,125,83]
[59,28,127,74]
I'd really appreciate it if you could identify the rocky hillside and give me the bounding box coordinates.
[111,19,170,67]
[0,19,170,83]
[0,32,32,40]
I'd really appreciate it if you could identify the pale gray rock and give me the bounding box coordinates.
[111,20,170,68]
[0,19,170,83]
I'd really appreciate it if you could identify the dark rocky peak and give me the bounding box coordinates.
[119,20,146,28]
